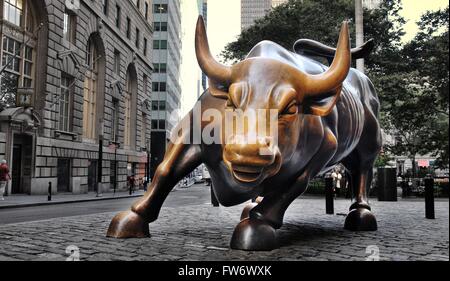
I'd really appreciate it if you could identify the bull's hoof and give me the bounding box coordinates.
[240,203,258,221]
[344,208,378,231]
[230,218,277,251]
[107,210,150,238]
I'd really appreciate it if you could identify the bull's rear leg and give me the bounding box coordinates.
[107,138,202,238]
[342,108,381,231]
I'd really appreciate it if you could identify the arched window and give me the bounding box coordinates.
[124,65,137,148]
[124,70,132,146]
[83,38,98,139]
[0,0,37,103]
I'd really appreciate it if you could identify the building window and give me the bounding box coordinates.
[63,11,76,44]
[159,120,166,130]
[0,0,37,103]
[143,74,149,97]
[158,100,166,111]
[3,0,22,26]
[1,37,34,90]
[152,82,166,92]
[151,120,157,129]
[141,113,147,147]
[143,38,148,56]
[153,4,168,14]
[113,50,121,76]
[126,17,131,39]
[124,72,132,147]
[153,40,167,50]
[152,101,158,111]
[83,38,98,140]
[102,0,109,15]
[154,22,168,32]
[144,2,149,20]
[136,0,141,10]
[135,28,140,48]
[115,4,121,28]
[153,63,166,73]
[111,98,119,142]
[59,75,73,132]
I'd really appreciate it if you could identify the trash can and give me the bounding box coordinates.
[377,168,398,201]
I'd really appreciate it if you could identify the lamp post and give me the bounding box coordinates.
[355,0,365,73]
[109,141,120,195]
[96,121,104,197]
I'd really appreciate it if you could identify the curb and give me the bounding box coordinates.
[0,193,143,210]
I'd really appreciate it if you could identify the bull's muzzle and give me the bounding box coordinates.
[223,136,281,183]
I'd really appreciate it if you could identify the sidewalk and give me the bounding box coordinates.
[0,190,145,210]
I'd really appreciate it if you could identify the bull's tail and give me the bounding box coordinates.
[293,38,375,64]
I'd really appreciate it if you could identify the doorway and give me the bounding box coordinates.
[57,158,71,192]
[11,134,33,194]
[88,160,97,192]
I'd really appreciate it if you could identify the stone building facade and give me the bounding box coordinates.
[241,0,287,30]
[0,0,153,195]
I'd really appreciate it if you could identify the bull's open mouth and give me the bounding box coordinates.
[231,165,263,183]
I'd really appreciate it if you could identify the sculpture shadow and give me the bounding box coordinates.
[276,222,344,248]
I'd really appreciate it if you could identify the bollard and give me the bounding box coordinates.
[424,176,435,219]
[325,175,334,214]
[48,182,52,201]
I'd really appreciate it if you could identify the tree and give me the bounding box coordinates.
[384,7,449,169]
[0,73,18,111]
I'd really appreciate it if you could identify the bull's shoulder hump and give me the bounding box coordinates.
[246,40,325,75]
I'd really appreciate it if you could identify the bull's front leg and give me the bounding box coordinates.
[107,134,202,238]
[231,129,337,251]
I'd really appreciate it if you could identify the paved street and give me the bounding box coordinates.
[0,185,212,224]
[0,184,448,261]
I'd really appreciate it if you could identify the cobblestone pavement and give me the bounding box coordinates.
[0,196,448,261]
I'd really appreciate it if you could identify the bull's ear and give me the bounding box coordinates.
[302,85,342,116]
[208,80,229,99]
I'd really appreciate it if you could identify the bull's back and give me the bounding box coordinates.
[329,68,378,163]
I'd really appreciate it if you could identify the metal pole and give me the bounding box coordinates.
[96,135,103,197]
[355,0,365,73]
[114,144,117,195]
[424,175,435,219]
[325,175,334,214]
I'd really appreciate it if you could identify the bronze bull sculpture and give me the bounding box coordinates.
[107,16,382,251]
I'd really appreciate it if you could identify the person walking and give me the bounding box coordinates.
[0,160,11,201]
[331,168,343,198]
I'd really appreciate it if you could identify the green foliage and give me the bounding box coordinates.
[374,152,392,168]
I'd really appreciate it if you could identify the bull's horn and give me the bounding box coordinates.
[297,21,351,99]
[195,16,232,85]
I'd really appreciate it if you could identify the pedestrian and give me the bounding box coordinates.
[331,168,342,198]
[127,175,135,195]
[0,160,11,201]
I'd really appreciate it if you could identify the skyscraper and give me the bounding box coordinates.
[241,0,288,30]
[151,0,182,178]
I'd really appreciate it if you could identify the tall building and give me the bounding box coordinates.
[150,0,182,178]
[0,0,153,195]
[241,0,288,30]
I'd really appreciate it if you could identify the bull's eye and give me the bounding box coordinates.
[281,101,298,116]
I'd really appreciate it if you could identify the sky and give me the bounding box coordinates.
[179,0,448,115]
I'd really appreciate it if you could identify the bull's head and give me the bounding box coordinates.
[195,16,350,185]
